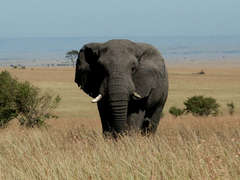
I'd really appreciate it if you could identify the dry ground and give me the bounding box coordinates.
[0,61,239,179]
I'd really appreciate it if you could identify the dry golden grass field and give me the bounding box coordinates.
[0,61,239,179]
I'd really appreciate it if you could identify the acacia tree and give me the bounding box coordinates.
[65,50,79,67]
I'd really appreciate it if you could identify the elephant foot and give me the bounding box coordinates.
[141,118,151,135]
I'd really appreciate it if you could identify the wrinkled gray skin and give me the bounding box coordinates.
[75,39,168,137]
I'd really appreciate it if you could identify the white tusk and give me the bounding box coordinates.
[91,94,102,103]
[133,92,142,99]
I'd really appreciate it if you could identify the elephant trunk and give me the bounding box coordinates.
[108,75,129,134]
[109,100,128,134]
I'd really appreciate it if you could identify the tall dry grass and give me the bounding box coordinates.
[0,116,239,179]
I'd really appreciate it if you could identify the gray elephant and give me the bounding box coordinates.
[75,39,168,136]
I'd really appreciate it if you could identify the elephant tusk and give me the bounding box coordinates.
[91,94,102,103]
[133,92,142,99]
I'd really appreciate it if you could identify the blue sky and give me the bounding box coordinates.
[0,0,239,38]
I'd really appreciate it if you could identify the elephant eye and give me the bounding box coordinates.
[131,66,136,74]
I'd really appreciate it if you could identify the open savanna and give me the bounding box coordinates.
[0,61,239,179]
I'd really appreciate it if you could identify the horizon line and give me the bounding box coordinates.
[1,34,240,39]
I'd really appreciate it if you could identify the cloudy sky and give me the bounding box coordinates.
[0,0,239,37]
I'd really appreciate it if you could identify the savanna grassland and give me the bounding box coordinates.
[0,61,239,180]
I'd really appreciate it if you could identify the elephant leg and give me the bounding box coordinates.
[97,101,112,135]
[127,110,145,131]
[142,88,168,135]
[127,99,146,131]
[142,105,164,135]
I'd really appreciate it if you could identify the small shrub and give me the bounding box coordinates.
[0,71,18,127]
[184,96,220,116]
[16,81,61,127]
[0,71,61,128]
[226,102,234,115]
[169,106,184,117]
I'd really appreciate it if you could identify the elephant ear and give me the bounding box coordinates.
[133,47,166,98]
[75,43,102,98]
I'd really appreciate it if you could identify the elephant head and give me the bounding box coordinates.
[75,39,168,135]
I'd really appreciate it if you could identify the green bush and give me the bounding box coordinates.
[0,71,18,127]
[184,96,220,116]
[226,102,234,115]
[0,71,61,128]
[169,106,184,117]
[16,82,61,127]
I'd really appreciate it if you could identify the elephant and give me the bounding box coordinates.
[75,39,168,137]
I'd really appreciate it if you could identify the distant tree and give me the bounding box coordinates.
[65,50,79,67]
